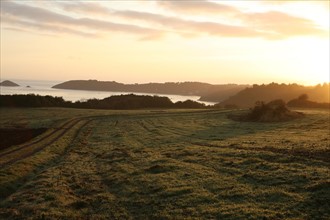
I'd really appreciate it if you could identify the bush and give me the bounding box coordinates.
[228,99,304,122]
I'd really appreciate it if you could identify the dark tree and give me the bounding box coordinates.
[298,94,309,101]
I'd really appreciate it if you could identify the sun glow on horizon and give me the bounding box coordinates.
[1,1,329,86]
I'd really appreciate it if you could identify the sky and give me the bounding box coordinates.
[0,0,329,85]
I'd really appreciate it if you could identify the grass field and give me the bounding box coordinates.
[0,108,329,219]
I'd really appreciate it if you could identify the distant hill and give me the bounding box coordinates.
[52,80,247,102]
[199,86,249,102]
[0,80,19,87]
[218,83,330,107]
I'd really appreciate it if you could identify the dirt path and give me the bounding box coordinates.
[0,118,78,158]
[0,118,92,168]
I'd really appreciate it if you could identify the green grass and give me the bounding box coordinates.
[0,108,329,219]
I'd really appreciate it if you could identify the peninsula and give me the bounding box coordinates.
[52,80,248,102]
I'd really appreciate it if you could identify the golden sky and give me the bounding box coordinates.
[1,0,329,85]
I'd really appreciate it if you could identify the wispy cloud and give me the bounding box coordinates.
[156,0,327,39]
[260,0,329,7]
[114,10,268,39]
[58,2,112,16]
[1,26,57,37]
[1,15,99,38]
[157,0,239,15]
[1,1,164,39]
[1,1,327,40]
[113,9,327,39]
[240,11,327,38]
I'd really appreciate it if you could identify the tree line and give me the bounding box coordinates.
[0,93,328,110]
[0,94,207,109]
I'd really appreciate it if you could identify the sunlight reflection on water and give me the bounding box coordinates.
[0,79,216,105]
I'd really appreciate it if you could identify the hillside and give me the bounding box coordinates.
[52,80,247,101]
[287,94,330,109]
[0,80,19,87]
[198,86,248,102]
[218,83,330,107]
[1,108,329,219]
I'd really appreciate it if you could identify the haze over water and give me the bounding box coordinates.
[0,79,216,105]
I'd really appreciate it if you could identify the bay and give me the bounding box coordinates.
[0,79,216,105]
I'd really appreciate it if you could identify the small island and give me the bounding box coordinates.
[0,80,20,87]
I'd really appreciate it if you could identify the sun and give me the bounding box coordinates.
[302,39,329,85]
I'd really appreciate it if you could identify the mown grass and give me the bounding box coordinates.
[0,108,329,219]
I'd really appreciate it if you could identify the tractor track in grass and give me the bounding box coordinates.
[0,118,93,168]
[0,118,79,158]
[191,142,330,163]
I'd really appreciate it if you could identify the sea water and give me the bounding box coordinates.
[0,79,216,105]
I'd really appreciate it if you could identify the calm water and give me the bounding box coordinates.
[0,79,216,105]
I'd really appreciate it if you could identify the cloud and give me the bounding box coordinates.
[1,1,327,41]
[114,10,272,39]
[157,0,239,15]
[1,26,57,37]
[0,1,164,39]
[240,11,328,37]
[260,0,330,7]
[40,1,267,38]
[1,16,99,38]
[156,1,328,39]
[113,9,327,40]
[58,2,112,15]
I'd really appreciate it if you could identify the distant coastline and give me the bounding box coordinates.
[52,80,248,102]
[0,79,216,104]
[2,79,329,107]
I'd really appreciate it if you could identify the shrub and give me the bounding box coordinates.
[228,99,304,122]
